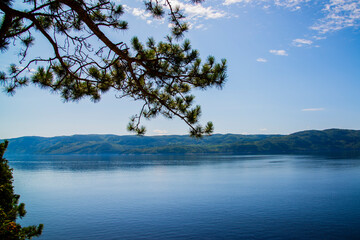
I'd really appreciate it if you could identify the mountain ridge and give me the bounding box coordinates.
[2,128,360,155]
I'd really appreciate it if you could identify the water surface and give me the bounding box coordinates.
[8,154,360,239]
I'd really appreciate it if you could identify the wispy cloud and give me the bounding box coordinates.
[292,38,313,47]
[153,129,168,135]
[273,0,310,10]
[301,108,325,112]
[17,66,36,75]
[223,0,255,6]
[195,24,207,30]
[311,0,360,34]
[256,57,268,62]
[126,6,152,20]
[18,66,36,72]
[175,0,227,20]
[125,1,227,28]
[223,0,309,10]
[127,0,360,54]
[223,0,360,37]
[269,49,288,56]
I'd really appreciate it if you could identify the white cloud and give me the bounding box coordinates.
[223,0,255,5]
[17,66,36,75]
[176,1,227,20]
[124,1,227,31]
[130,7,152,20]
[195,24,206,30]
[256,57,268,62]
[292,38,313,47]
[126,1,226,23]
[273,0,310,9]
[18,66,36,72]
[269,49,288,56]
[126,0,360,51]
[313,35,327,40]
[223,0,308,9]
[301,108,325,112]
[222,0,360,35]
[259,128,268,131]
[153,129,168,135]
[311,0,360,34]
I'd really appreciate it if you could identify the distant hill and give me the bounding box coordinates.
[2,129,360,155]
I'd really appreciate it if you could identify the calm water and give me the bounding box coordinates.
[7,154,360,240]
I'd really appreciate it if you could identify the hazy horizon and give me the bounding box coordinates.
[4,127,360,139]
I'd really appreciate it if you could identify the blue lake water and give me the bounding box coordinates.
[7,154,360,239]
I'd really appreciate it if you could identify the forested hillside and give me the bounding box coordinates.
[3,129,360,155]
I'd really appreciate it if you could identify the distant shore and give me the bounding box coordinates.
[2,129,360,155]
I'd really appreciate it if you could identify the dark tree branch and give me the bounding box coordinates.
[0,0,227,137]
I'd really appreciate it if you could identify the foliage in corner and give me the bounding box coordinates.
[0,0,227,137]
[0,140,43,239]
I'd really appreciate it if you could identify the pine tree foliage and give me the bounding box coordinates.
[0,0,227,137]
[0,140,44,239]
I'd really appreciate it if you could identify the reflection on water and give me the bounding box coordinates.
[7,154,360,171]
[7,154,360,240]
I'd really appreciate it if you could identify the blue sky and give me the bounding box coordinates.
[1,0,360,138]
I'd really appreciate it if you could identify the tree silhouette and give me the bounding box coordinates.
[0,140,44,239]
[0,0,227,137]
